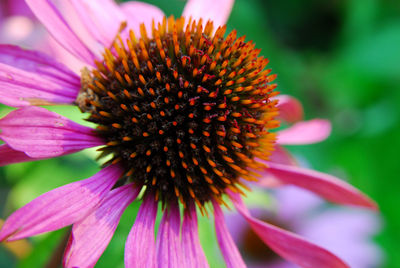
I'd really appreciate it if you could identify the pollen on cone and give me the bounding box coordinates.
[77,16,278,209]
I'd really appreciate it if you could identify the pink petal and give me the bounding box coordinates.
[277,119,332,145]
[275,95,304,123]
[182,203,209,268]
[64,184,140,268]
[125,194,158,268]
[0,144,41,166]
[257,146,296,188]
[264,162,378,210]
[0,45,80,107]
[269,145,297,166]
[0,45,78,84]
[212,200,246,268]
[0,165,123,241]
[121,1,164,38]
[182,0,234,28]
[0,107,104,158]
[25,0,96,65]
[67,0,127,47]
[156,202,183,268]
[229,192,350,268]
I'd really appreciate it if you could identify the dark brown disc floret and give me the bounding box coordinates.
[77,17,279,209]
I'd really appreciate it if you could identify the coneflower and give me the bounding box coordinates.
[0,1,377,267]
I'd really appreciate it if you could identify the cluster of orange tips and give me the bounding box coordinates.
[77,16,280,210]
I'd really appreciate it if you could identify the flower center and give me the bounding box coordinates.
[77,17,279,209]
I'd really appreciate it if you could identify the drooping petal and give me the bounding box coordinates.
[181,203,209,268]
[264,162,378,210]
[67,0,127,47]
[229,192,350,268]
[25,0,96,64]
[212,200,246,268]
[156,202,183,268]
[275,95,304,123]
[121,1,164,38]
[256,146,296,187]
[125,194,158,268]
[269,145,297,166]
[0,165,123,241]
[0,45,80,107]
[64,184,140,268]
[0,107,104,158]
[182,0,234,28]
[277,119,332,145]
[0,144,41,166]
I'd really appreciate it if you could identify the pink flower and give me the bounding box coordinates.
[0,1,377,267]
[226,186,382,268]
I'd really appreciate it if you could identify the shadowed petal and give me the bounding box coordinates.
[182,203,209,268]
[0,45,80,107]
[125,194,158,268]
[277,119,332,145]
[275,95,304,123]
[25,0,96,64]
[64,184,140,268]
[182,0,234,27]
[264,162,378,210]
[67,0,127,47]
[229,192,350,268]
[0,107,104,158]
[0,144,42,166]
[156,202,182,268]
[0,165,123,241]
[121,1,164,38]
[212,200,246,268]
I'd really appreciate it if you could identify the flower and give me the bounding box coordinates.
[226,186,382,268]
[0,0,377,267]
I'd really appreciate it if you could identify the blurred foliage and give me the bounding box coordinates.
[1,0,400,267]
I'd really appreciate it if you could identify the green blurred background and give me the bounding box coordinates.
[1,0,400,267]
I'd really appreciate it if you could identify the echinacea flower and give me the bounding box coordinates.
[0,0,378,267]
[227,186,382,268]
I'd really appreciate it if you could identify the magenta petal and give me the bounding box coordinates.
[275,95,304,123]
[25,0,96,64]
[229,192,350,268]
[269,145,297,166]
[64,184,140,268]
[156,202,183,268]
[277,119,332,145]
[0,45,79,86]
[182,0,234,28]
[0,45,80,107]
[265,162,378,210]
[182,203,209,268]
[0,165,123,241]
[212,200,246,268]
[125,194,158,268]
[121,1,164,38]
[0,144,41,166]
[68,0,127,47]
[0,107,104,158]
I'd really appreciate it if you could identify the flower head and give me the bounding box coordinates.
[78,16,278,209]
[0,0,377,267]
